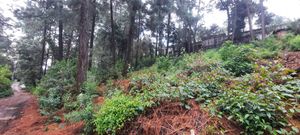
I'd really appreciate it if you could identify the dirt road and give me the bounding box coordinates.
[0,82,33,133]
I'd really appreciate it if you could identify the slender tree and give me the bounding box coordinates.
[166,12,171,55]
[88,0,97,70]
[76,0,90,90]
[123,0,140,76]
[58,0,64,61]
[260,0,265,39]
[246,0,254,40]
[40,22,47,78]
[110,0,116,64]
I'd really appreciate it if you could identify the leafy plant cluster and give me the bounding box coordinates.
[219,42,255,76]
[94,59,125,82]
[34,60,77,115]
[128,59,297,134]
[288,35,300,51]
[91,35,300,134]
[63,72,100,134]
[0,66,12,98]
[94,93,152,134]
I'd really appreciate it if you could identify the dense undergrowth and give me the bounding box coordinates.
[33,34,300,135]
[0,66,13,98]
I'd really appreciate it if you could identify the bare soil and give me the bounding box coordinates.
[284,51,300,70]
[0,82,83,135]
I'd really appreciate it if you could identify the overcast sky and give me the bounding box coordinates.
[204,0,300,27]
[1,0,300,29]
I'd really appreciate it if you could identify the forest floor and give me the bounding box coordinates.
[0,82,83,135]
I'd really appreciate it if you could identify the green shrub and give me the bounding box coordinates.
[64,93,96,134]
[254,36,283,51]
[219,41,237,61]
[156,56,173,72]
[216,89,287,134]
[288,35,300,51]
[202,49,221,62]
[94,93,152,134]
[135,56,156,70]
[65,104,95,134]
[220,44,255,76]
[37,60,76,114]
[0,66,12,98]
[95,59,124,82]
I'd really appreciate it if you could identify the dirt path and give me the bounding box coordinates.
[0,82,32,133]
[0,83,83,135]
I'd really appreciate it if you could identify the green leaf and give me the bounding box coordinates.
[228,116,234,120]
[292,127,299,133]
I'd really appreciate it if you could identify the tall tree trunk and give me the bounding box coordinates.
[110,0,116,65]
[232,0,238,42]
[135,10,141,67]
[66,30,73,59]
[76,0,90,90]
[123,4,137,76]
[155,31,158,56]
[166,12,171,55]
[40,0,50,79]
[88,0,96,70]
[58,1,64,61]
[246,0,254,41]
[226,7,231,39]
[40,22,47,79]
[260,0,265,39]
[44,48,49,75]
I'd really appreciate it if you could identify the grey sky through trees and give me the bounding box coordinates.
[1,0,300,36]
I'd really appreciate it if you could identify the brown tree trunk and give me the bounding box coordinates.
[246,0,254,41]
[123,3,137,76]
[58,1,64,61]
[135,10,141,67]
[110,0,116,65]
[66,30,73,59]
[44,48,49,75]
[260,0,265,39]
[166,12,171,55]
[226,8,230,39]
[76,0,90,90]
[155,31,158,56]
[40,0,50,78]
[232,0,238,42]
[40,22,47,79]
[88,0,96,70]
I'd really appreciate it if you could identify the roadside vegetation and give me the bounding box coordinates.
[0,66,12,98]
[28,33,300,135]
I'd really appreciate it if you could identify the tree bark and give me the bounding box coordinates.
[166,12,171,55]
[58,1,64,61]
[88,0,96,70]
[246,0,254,41]
[66,30,73,59]
[260,0,265,39]
[40,22,47,79]
[44,48,49,75]
[76,0,90,90]
[123,3,137,76]
[155,31,158,56]
[135,10,141,67]
[232,0,238,42]
[110,0,116,65]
